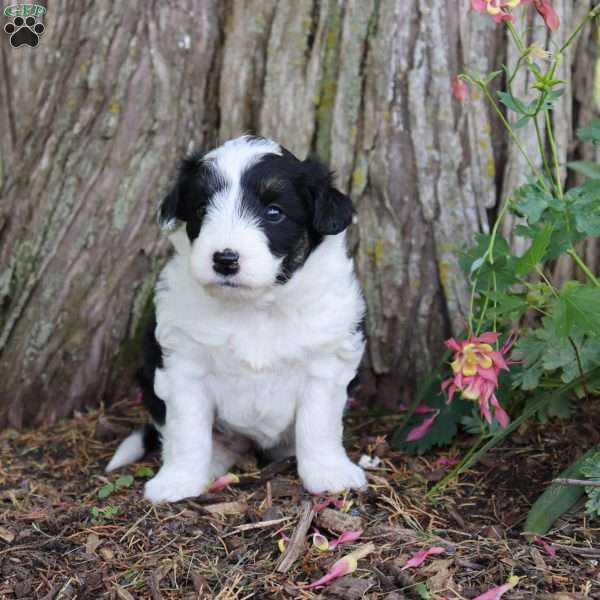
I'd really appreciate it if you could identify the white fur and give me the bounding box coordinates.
[124,136,367,502]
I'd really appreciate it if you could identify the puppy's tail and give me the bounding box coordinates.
[106,424,161,472]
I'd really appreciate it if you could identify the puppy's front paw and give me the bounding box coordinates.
[144,468,209,503]
[299,458,367,495]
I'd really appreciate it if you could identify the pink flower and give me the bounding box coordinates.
[442,332,513,427]
[452,76,468,102]
[471,0,521,23]
[531,0,560,31]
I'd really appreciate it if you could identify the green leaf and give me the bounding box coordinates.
[483,290,530,320]
[484,69,503,85]
[553,283,600,337]
[567,160,600,179]
[524,446,600,536]
[515,223,553,276]
[513,115,531,129]
[391,394,471,455]
[570,181,600,237]
[135,467,155,478]
[98,483,115,499]
[512,184,558,224]
[115,475,134,489]
[576,117,600,144]
[497,91,529,115]
[414,583,433,600]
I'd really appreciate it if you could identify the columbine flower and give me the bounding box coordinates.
[530,0,560,31]
[452,76,468,102]
[442,332,513,427]
[471,0,521,23]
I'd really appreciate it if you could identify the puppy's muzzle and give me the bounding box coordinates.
[213,248,240,276]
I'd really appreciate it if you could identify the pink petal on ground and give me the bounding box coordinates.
[400,546,446,571]
[405,411,440,442]
[207,472,239,492]
[534,536,557,557]
[473,576,519,600]
[300,555,358,589]
[329,530,364,549]
[312,530,330,551]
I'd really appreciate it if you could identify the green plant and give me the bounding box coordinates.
[391,2,600,526]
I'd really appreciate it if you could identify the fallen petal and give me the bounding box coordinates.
[300,555,357,589]
[207,473,239,492]
[534,536,557,557]
[473,576,519,600]
[405,411,440,442]
[330,530,364,549]
[400,546,445,570]
[312,530,330,551]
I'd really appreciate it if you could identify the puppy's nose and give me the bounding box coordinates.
[213,248,240,276]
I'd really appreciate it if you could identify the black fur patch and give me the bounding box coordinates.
[239,151,353,281]
[159,152,227,241]
[137,314,166,426]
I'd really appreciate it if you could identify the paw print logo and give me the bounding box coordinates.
[4,15,45,48]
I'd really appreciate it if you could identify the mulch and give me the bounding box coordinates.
[1,398,599,599]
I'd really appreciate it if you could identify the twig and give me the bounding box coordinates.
[276,501,314,573]
[232,517,291,532]
[553,478,600,488]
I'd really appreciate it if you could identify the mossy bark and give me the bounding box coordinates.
[0,0,597,427]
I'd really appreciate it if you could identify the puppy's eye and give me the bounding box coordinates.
[197,206,206,219]
[265,205,285,224]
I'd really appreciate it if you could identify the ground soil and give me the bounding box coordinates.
[1,398,599,599]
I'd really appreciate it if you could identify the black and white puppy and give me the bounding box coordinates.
[107,136,367,503]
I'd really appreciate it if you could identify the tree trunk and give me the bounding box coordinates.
[0,0,597,427]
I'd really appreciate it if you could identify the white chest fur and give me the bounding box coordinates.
[153,232,365,449]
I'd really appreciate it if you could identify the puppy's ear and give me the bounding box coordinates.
[158,151,205,230]
[303,157,353,235]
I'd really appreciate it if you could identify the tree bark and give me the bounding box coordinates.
[0,0,597,427]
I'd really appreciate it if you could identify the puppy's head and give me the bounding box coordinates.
[159,135,352,299]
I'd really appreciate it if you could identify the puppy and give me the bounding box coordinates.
[107,135,367,503]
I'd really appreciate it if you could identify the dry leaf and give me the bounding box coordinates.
[85,533,101,555]
[0,527,15,543]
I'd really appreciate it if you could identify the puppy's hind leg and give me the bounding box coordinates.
[210,430,253,479]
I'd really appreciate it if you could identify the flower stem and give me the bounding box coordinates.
[480,85,547,190]
[533,116,553,184]
[544,110,563,199]
[426,435,486,499]
[567,247,600,288]
[558,5,600,55]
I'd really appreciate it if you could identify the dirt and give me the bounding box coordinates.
[1,398,599,599]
